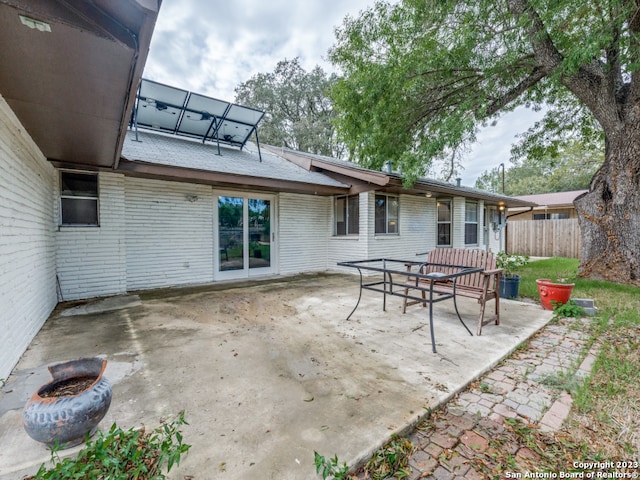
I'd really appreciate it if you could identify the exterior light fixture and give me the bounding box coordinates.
[19,15,51,32]
[425,192,432,198]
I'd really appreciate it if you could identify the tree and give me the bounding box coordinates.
[330,0,640,285]
[475,140,603,195]
[234,58,344,158]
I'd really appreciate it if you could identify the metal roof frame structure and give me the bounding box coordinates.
[132,78,265,159]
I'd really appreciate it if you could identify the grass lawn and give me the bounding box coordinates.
[514,257,640,459]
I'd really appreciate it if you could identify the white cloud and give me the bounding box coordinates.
[463,107,546,185]
[143,1,545,186]
[145,0,371,99]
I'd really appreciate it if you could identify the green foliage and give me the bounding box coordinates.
[496,251,529,277]
[27,412,190,480]
[234,58,343,158]
[362,436,414,479]
[329,0,635,186]
[314,436,413,479]
[314,451,350,480]
[552,299,586,318]
[475,140,603,195]
[539,369,583,395]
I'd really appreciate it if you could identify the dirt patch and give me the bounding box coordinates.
[39,376,97,398]
[137,276,342,328]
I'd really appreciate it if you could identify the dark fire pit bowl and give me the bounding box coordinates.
[23,357,112,448]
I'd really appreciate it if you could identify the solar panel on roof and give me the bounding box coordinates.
[132,78,265,150]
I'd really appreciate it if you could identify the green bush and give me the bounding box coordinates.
[26,412,190,480]
[552,299,585,318]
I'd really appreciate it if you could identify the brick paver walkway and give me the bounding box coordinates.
[354,315,596,479]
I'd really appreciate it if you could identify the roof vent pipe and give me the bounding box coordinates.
[383,160,393,174]
[456,178,461,187]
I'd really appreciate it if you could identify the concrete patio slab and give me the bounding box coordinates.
[0,273,552,480]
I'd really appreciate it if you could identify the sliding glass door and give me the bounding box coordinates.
[217,193,273,279]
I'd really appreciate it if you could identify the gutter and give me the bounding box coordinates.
[109,0,161,170]
[507,207,535,219]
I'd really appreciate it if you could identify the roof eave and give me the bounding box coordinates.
[115,159,350,196]
[0,0,160,169]
[263,145,389,187]
[383,178,538,207]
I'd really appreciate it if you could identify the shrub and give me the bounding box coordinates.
[26,412,190,480]
[496,251,529,277]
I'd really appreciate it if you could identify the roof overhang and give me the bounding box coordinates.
[52,159,351,196]
[262,146,538,207]
[393,179,539,208]
[0,0,160,168]
[262,145,390,194]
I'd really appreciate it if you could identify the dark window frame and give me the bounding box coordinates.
[533,212,571,220]
[375,193,399,235]
[464,200,479,245]
[60,171,99,227]
[334,194,359,236]
[437,199,452,246]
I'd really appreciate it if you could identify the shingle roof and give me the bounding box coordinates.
[121,130,348,188]
[266,145,537,207]
[513,190,587,207]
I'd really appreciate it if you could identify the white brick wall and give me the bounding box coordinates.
[125,178,214,291]
[0,95,57,380]
[55,172,127,300]
[279,193,331,274]
[452,196,466,248]
[368,193,434,259]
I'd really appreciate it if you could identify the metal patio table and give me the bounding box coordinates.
[337,258,484,353]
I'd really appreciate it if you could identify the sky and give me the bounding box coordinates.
[143,0,545,186]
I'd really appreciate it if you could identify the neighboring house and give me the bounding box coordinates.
[0,1,534,379]
[506,190,586,259]
[508,190,587,220]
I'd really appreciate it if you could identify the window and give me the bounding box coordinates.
[533,212,570,220]
[375,194,399,234]
[437,199,451,246]
[60,171,99,226]
[465,201,479,245]
[335,195,359,235]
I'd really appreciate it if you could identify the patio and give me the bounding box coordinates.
[0,273,552,480]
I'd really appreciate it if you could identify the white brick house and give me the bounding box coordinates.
[0,1,535,380]
[48,128,525,301]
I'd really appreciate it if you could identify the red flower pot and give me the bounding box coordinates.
[536,279,575,310]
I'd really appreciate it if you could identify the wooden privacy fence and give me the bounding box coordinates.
[507,219,581,259]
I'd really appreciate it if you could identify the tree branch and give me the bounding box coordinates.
[507,0,621,131]
[485,67,547,116]
[506,0,564,72]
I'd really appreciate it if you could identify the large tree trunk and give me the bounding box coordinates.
[574,124,640,286]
